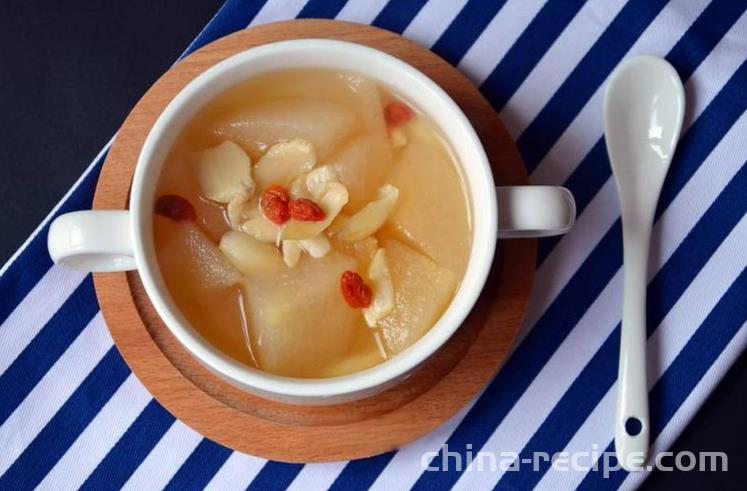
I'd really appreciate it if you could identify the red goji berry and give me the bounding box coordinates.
[260,185,291,225]
[155,194,196,222]
[288,198,326,222]
[384,101,414,126]
[340,270,372,309]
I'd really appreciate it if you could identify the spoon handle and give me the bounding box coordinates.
[615,223,651,470]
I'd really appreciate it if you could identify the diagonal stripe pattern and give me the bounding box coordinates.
[0,1,745,489]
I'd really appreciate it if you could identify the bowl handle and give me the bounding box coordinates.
[47,210,136,272]
[496,186,576,238]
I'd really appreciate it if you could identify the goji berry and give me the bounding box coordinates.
[260,185,291,225]
[384,101,414,126]
[288,198,326,222]
[340,270,372,309]
[155,194,196,222]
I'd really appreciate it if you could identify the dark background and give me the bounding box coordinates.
[0,1,744,489]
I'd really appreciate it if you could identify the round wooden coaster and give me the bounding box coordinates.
[92,19,535,463]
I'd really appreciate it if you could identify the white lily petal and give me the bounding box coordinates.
[338,184,399,242]
[289,173,307,199]
[389,127,407,148]
[226,188,255,229]
[241,216,280,243]
[282,240,303,268]
[301,235,331,258]
[195,141,254,203]
[254,139,316,189]
[282,235,331,268]
[305,165,339,198]
[363,248,394,327]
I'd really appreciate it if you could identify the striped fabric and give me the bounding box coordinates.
[1,0,745,489]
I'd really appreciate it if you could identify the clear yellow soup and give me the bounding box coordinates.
[153,68,472,378]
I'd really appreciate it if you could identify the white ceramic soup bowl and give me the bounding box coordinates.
[48,39,575,405]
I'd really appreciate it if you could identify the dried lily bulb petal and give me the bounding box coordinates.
[226,188,255,229]
[282,235,331,267]
[241,207,281,244]
[195,141,254,203]
[389,127,407,148]
[290,165,338,199]
[363,248,394,327]
[338,184,399,242]
[254,139,316,189]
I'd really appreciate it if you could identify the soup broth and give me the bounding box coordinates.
[154,68,471,378]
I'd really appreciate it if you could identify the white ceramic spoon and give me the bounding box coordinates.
[604,55,684,471]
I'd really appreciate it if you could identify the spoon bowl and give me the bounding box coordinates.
[604,55,685,471]
[605,56,685,199]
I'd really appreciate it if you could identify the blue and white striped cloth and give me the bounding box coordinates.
[2,0,746,489]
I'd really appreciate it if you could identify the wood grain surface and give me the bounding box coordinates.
[92,19,536,463]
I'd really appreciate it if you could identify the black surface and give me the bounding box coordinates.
[0,0,223,260]
[0,2,743,489]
